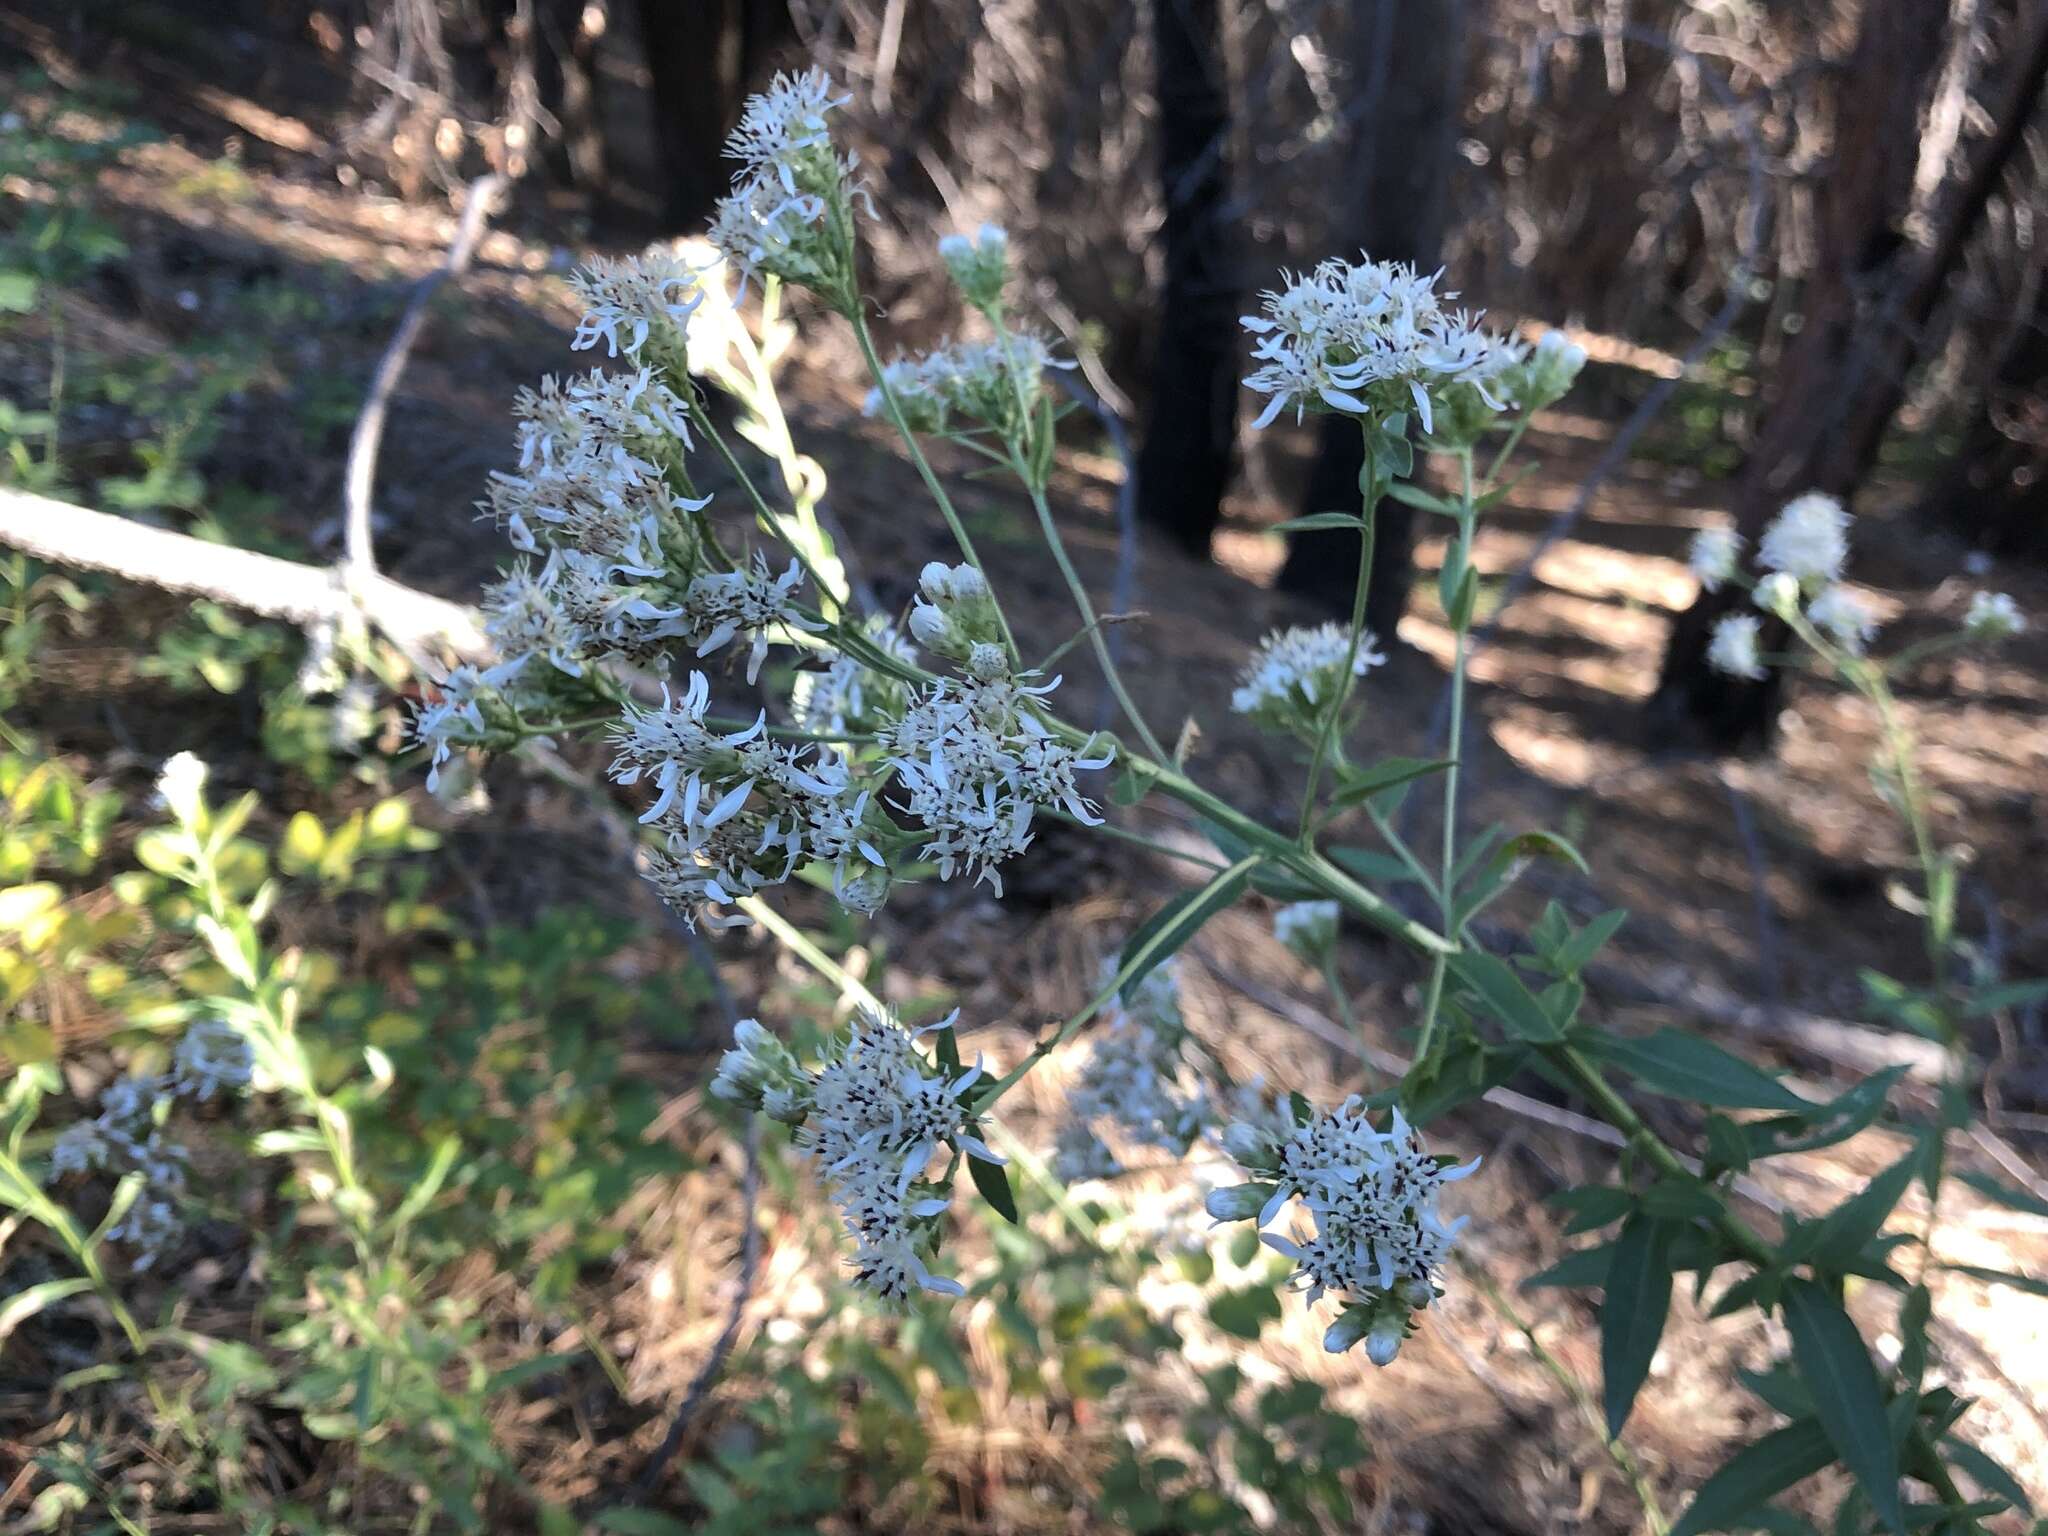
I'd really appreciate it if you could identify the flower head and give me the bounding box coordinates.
[1232,623,1387,735]
[568,250,704,361]
[1759,493,1849,584]
[1963,591,2024,642]
[939,223,1010,310]
[1688,525,1742,592]
[1806,584,1879,654]
[1707,613,1767,680]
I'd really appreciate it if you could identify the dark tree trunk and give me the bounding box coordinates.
[1277,0,1461,641]
[1928,269,2048,559]
[633,0,794,232]
[1650,0,2048,749]
[1133,0,1239,556]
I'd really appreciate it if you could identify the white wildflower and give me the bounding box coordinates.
[1963,591,2024,641]
[156,751,208,829]
[1507,329,1587,410]
[792,619,915,737]
[1688,525,1742,592]
[723,68,849,196]
[1806,584,1879,654]
[1753,571,1802,620]
[1211,1098,1477,1361]
[1707,613,1767,680]
[938,223,1010,310]
[568,250,704,360]
[172,1019,253,1102]
[679,554,824,683]
[1232,623,1387,732]
[1758,493,1849,584]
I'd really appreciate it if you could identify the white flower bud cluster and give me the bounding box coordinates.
[1709,494,1879,676]
[1964,590,2024,641]
[861,332,1071,441]
[1272,900,1340,961]
[47,1020,254,1272]
[938,223,1010,310]
[713,1010,1000,1303]
[1707,612,1766,680]
[707,69,861,303]
[1504,329,1589,411]
[1231,622,1388,734]
[608,672,889,927]
[884,665,1113,896]
[567,251,704,361]
[1207,1100,1478,1363]
[906,561,1003,660]
[1758,493,1849,585]
[1241,257,1523,434]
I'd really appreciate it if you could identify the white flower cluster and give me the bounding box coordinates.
[862,331,1070,439]
[1707,613,1766,680]
[1688,525,1742,592]
[1231,622,1388,734]
[1241,257,1521,433]
[1964,590,2024,641]
[609,672,889,926]
[1709,493,1866,677]
[567,253,704,362]
[47,1020,254,1271]
[884,659,1113,896]
[711,1011,999,1302]
[1052,961,1209,1181]
[707,68,861,303]
[938,223,1009,310]
[1207,1100,1477,1363]
[791,619,915,738]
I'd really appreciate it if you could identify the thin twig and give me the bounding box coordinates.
[343,172,504,585]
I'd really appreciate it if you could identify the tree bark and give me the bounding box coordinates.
[1650,0,2047,749]
[632,0,794,232]
[1133,0,1240,556]
[1277,0,1461,640]
[1928,266,2048,559]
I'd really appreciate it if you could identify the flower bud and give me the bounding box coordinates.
[1365,1314,1406,1366]
[966,642,1010,681]
[1753,571,1800,619]
[1204,1182,1277,1224]
[940,222,1009,310]
[1323,1305,1373,1355]
[1514,330,1587,409]
[156,752,209,829]
[1396,1276,1436,1309]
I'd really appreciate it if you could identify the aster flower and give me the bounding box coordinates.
[1688,525,1742,592]
[723,68,850,197]
[568,250,704,360]
[1231,623,1387,734]
[1759,493,1849,584]
[1707,613,1767,680]
[1052,959,1209,1172]
[1208,1098,1478,1362]
[678,554,825,684]
[1241,257,1521,434]
[173,1018,253,1102]
[938,222,1009,310]
[792,618,915,737]
[411,657,535,791]
[863,334,1072,443]
[1806,584,1879,654]
[1963,591,2024,641]
[721,1008,995,1303]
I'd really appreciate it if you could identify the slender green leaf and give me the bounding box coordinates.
[1270,512,1369,534]
[1937,1436,2033,1515]
[1783,1139,1924,1274]
[968,1152,1019,1224]
[1584,1029,1812,1112]
[485,1350,588,1394]
[1601,1216,1675,1435]
[1955,1170,2048,1220]
[1385,481,1460,516]
[1116,857,1257,1003]
[1960,978,2048,1016]
[1329,757,1454,810]
[1743,1068,1904,1161]
[1449,951,1563,1042]
[0,1276,93,1346]
[1549,909,1629,978]
[1669,1418,1835,1536]
[1937,1262,2048,1298]
[1781,1278,1904,1535]
[1327,846,1419,886]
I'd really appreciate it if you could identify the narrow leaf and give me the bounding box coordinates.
[968,1152,1019,1224]
[1116,857,1257,1003]
[1328,757,1454,810]
[1783,1139,1923,1274]
[1270,511,1368,534]
[1954,1170,2048,1220]
[1448,950,1563,1042]
[1937,1436,2033,1515]
[1937,1262,2048,1298]
[1781,1278,1904,1535]
[0,1276,93,1347]
[1584,1029,1812,1112]
[1669,1418,1835,1536]
[1601,1216,1675,1436]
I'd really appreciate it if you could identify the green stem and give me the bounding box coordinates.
[1018,466,1168,760]
[1321,951,1362,1053]
[1297,417,1380,838]
[847,310,1021,664]
[686,397,843,606]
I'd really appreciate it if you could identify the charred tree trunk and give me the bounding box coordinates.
[1928,270,2048,559]
[1651,0,2048,749]
[633,0,794,231]
[1277,0,1461,641]
[1133,0,1239,555]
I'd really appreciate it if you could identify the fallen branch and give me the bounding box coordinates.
[0,487,486,659]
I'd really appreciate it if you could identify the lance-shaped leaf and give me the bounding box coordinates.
[1781,1278,1904,1534]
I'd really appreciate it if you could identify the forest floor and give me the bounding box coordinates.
[5,10,2048,1532]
